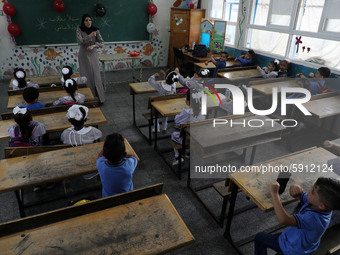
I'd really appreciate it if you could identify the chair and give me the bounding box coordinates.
[172,47,194,77]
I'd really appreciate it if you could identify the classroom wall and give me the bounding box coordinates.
[0,0,173,80]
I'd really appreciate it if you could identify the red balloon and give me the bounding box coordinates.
[147,3,157,16]
[53,0,65,12]
[3,3,16,16]
[8,23,21,36]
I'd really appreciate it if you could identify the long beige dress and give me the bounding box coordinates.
[76,27,105,103]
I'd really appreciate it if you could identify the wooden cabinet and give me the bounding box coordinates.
[168,8,206,69]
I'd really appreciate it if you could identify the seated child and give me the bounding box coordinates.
[257,59,279,78]
[254,177,340,255]
[204,51,229,77]
[278,60,289,78]
[177,68,210,90]
[297,67,331,95]
[61,104,102,146]
[61,65,87,85]
[287,78,310,99]
[235,49,255,67]
[11,68,39,91]
[148,69,179,132]
[52,78,85,106]
[171,90,205,165]
[8,106,47,147]
[18,87,45,110]
[97,133,138,197]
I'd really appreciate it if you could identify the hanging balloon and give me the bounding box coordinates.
[8,23,21,36]
[146,23,156,33]
[53,0,65,12]
[3,3,16,16]
[95,3,106,17]
[147,3,157,16]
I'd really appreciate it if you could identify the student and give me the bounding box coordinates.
[11,68,39,91]
[8,106,47,147]
[257,59,279,78]
[254,177,340,255]
[148,69,179,132]
[97,133,138,197]
[235,49,255,67]
[61,65,87,85]
[297,67,331,95]
[278,60,289,78]
[287,78,310,99]
[52,78,86,106]
[171,90,205,165]
[204,51,229,77]
[61,104,102,146]
[177,67,210,90]
[18,87,45,110]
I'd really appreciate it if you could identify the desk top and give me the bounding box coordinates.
[0,107,106,141]
[7,88,95,109]
[194,60,239,69]
[99,53,142,62]
[231,147,339,212]
[189,115,285,158]
[129,81,184,94]
[0,139,136,193]
[151,97,188,117]
[183,52,214,62]
[303,95,340,119]
[9,74,81,88]
[217,68,261,80]
[0,194,194,254]
[251,79,297,95]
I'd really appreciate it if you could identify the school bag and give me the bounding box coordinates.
[8,123,38,147]
[192,44,208,58]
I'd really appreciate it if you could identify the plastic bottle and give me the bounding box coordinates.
[192,40,195,50]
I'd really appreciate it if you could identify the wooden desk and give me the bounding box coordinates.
[183,52,215,62]
[303,95,340,119]
[0,185,195,254]
[224,147,339,250]
[251,79,297,95]
[9,74,81,88]
[0,107,107,141]
[7,87,95,109]
[99,54,142,89]
[194,60,239,69]
[217,68,261,81]
[129,81,184,126]
[8,83,87,96]
[188,115,285,159]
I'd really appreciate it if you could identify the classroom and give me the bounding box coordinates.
[0,0,340,254]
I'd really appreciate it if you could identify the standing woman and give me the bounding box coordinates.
[76,14,105,104]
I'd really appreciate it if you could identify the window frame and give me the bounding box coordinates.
[245,0,340,72]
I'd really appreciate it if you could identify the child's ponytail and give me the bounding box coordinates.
[13,68,27,89]
[13,106,32,139]
[64,79,78,103]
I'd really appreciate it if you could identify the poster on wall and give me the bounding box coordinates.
[212,21,227,54]
[199,19,213,52]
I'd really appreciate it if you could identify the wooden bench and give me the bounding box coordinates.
[4,144,72,158]
[2,100,100,120]
[0,183,195,254]
[315,223,340,255]
[7,83,87,96]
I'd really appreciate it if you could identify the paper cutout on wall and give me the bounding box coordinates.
[295,36,302,53]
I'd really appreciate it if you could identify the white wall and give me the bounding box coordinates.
[0,0,174,79]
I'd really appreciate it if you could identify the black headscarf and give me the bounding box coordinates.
[79,14,98,34]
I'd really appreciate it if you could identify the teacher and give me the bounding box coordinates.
[76,14,105,104]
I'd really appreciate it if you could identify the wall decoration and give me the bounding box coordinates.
[43,48,63,60]
[7,23,21,36]
[295,36,302,53]
[237,0,246,48]
[212,21,227,53]
[178,0,198,8]
[199,19,213,51]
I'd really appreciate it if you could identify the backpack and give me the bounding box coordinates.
[9,124,38,147]
[192,44,208,58]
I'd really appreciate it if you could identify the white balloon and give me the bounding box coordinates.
[146,23,156,33]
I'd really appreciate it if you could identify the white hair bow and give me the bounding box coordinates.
[274,59,280,65]
[67,104,89,121]
[201,69,209,76]
[172,73,179,82]
[13,106,27,115]
[62,67,70,75]
[64,79,74,88]
[16,70,25,79]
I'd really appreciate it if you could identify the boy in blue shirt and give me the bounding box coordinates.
[255,177,340,255]
[235,49,255,67]
[19,87,45,110]
[97,133,138,198]
[205,51,229,78]
[297,67,331,95]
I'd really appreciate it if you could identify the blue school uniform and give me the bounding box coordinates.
[236,56,253,67]
[213,59,227,77]
[19,102,45,110]
[278,193,332,255]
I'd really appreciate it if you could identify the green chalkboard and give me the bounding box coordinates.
[9,0,149,45]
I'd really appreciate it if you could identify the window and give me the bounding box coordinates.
[209,0,240,46]
[246,0,340,71]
